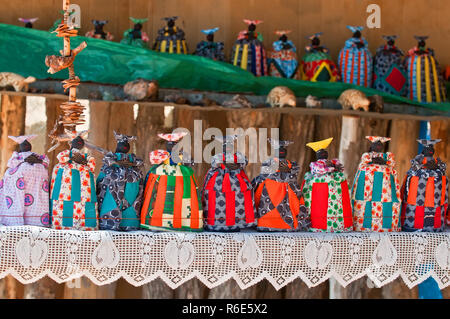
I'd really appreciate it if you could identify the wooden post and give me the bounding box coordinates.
[23,279,64,299]
[142,279,174,299]
[45,97,67,168]
[63,277,117,299]
[285,280,328,299]
[207,280,258,299]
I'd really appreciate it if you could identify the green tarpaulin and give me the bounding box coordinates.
[0,23,449,113]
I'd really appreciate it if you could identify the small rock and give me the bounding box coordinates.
[124,78,159,101]
[305,95,322,108]
[338,89,370,112]
[266,86,296,108]
[222,94,253,108]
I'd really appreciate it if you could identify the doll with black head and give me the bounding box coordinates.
[405,36,446,103]
[120,17,150,48]
[267,30,300,79]
[202,135,256,232]
[401,139,448,232]
[301,32,340,82]
[141,132,203,232]
[338,26,372,87]
[231,19,268,76]
[252,139,310,232]
[96,131,144,231]
[86,20,114,41]
[153,16,188,54]
[301,138,352,233]
[373,35,407,96]
[0,135,50,227]
[50,131,98,230]
[351,136,401,232]
[19,18,38,29]
[194,27,225,61]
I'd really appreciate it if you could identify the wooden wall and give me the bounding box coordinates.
[2,0,450,66]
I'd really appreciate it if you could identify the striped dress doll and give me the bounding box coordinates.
[120,17,150,48]
[153,16,188,54]
[97,132,144,231]
[267,30,300,79]
[301,138,353,233]
[231,19,268,77]
[351,136,401,232]
[50,132,98,231]
[338,26,373,87]
[194,27,225,61]
[202,135,256,232]
[140,132,203,232]
[252,139,310,232]
[404,36,447,103]
[301,32,339,82]
[0,135,50,227]
[373,35,407,96]
[401,139,448,232]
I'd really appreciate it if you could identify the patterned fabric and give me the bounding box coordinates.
[140,162,203,232]
[85,30,114,41]
[405,47,447,103]
[267,40,300,79]
[373,44,407,96]
[338,37,373,87]
[0,151,50,227]
[366,136,391,143]
[252,159,310,232]
[194,41,225,61]
[351,152,401,232]
[231,31,268,76]
[202,152,256,231]
[120,29,150,48]
[158,132,187,142]
[401,155,448,232]
[96,152,144,231]
[50,150,98,231]
[302,160,353,232]
[301,48,339,82]
[149,150,170,165]
[154,26,188,54]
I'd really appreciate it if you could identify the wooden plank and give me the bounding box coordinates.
[142,279,174,299]
[174,279,208,299]
[63,277,117,299]
[23,279,64,299]
[284,280,328,299]
[207,280,258,299]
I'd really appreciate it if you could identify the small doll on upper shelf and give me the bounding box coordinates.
[267,30,300,79]
[301,32,339,82]
[96,132,144,232]
[19,18,38,29]
[338,26,373,87]
[404,36,447,103]
[85,20,114,41]
[50,131,98,231]
[351,136,401,233]
[231,19,268,76]
[202,135,256,232]
[301,138,353,233]
[252,138,310,232]
[120,17,150,49]
[373,35,407,96]
[0,135,50,227]
[401,139,448,232]
[140,132,203,232]
[194,27,225,61]
[153,16,188,54]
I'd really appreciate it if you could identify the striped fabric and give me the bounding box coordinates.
[231,40,268,76]
[338,44,372,87]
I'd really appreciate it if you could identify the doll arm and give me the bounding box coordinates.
[385,152,396,168]
[7,152,24,169]
[56,150,71,164]
[87,156,96,172]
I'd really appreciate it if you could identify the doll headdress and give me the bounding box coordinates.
[382,35,398,42]
[366,136,391,143]
[114,131,137,144]
[19,18,39,24]
[92,20,108,26]
[417,139,441,147]
[130,17,148,25]
[275,30,291,36]
[268,138,293,149]
[158,132,187,142]
[347,26,364,33]
[306,138,333,152]
[8,135,37,144]
[65,129,89,141]
[243,19,263,26]
[306,32,323,40]
[202,27,219,35]
[163,16,178,22]
[414,35,429,42]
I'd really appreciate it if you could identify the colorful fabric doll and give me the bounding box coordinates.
[85,20,114,41]
[351,136,401,232]
[50,131,98,231]
[202,135,256,232]
[231,19,268,76]
[252,139,310,232]
[153,16,188,54]
[120,17,150,48]
[401,139,448,232]
[338,26,373,87]
[140,132,203,232]
[404,36,447,103]
[0,135,50,227]
[301,138,353,233]
[267,30,300,79]
[372,35,407,96]
[19,17,38,29]
[194,27,225,61]
[301,32,340,82]
[97,132,144,231]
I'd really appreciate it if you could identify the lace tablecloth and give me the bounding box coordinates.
[1,226,449,290]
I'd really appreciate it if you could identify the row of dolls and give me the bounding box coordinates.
[0,132,448,233]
